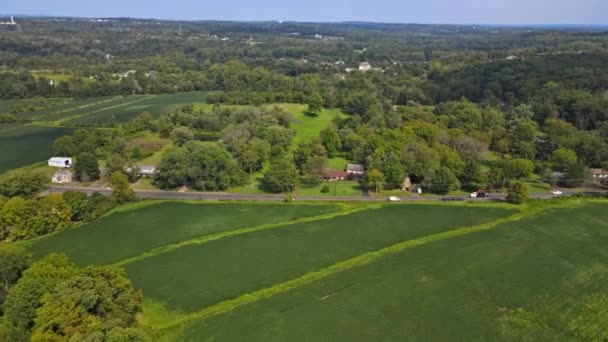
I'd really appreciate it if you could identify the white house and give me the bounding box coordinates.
[346,164,365,176]
[48,157,72,168]
[359,62,372,71]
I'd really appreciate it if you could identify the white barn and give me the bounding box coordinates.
[48,157,72,168]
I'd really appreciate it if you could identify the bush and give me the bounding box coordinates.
[320,185,330,193]
[506,182,528,204]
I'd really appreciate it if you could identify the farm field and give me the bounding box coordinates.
[17,91,210,125]
[29,201,341,265]
[124,204,514,313]
[174,200,608,341]
[0,125,74,173]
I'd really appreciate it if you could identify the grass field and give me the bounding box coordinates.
[175,201,608,341]
[0,125,74,173]
[23,198,608,341]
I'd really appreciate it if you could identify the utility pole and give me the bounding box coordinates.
[334,169,337,196]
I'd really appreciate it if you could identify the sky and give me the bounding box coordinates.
[3,0,607,25]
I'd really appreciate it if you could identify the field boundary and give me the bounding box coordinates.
[29,96,117,121]
[114,204,377,267]
[58,95,154,124]
[151,201,583,331]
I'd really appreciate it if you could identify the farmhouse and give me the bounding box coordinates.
[51,170,73,184]
[48,157,72,168]
[322,169,349,181]
[346,163,365,176]
[359,62,372,71]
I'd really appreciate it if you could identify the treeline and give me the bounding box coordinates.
[0,251,148,341]
[0,170,134,241]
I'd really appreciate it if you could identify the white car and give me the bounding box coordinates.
[552,190,563,195]
[388,196,401,202]
[469,192,478,198]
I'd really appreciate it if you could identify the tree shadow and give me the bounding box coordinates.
[304,111,319,118]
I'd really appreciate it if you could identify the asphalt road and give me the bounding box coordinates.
[46,186,590,203]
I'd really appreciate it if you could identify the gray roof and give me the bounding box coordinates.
[346,164,364,172]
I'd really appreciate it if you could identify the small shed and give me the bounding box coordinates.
[48,157,72,168]
[51,170,73,184]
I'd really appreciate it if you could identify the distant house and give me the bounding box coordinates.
[590,168,608,181]
[346,164,365,176]
[127,165,157,177]
[359,62,372,71]
[137,165,157,176]
[48,157,72,168]
[52,170,73,184]
[322,169,349,182]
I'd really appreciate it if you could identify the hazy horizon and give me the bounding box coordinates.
[3,0,607,26]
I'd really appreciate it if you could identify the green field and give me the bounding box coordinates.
[124,204,513,313]
[0,125,74,173]
[17,92,209,125]
[174,201,608,341]
[29,202,340,266]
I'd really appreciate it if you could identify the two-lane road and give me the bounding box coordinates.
[47,186,593,202]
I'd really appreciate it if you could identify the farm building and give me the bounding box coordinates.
[51,170,73,184]
[48,157,72,168]
[322,169,349,181]
[346,164,365,176]
[137,165,157,176]
[590,169,608,181]
[127,165,157,176]
[359,62,372,71]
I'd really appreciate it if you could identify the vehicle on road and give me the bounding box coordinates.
[552,190,563,195]
[388,196,401,202]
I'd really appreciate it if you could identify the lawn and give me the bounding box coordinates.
[124,204,514,313]
[28,201,341,266]
[0,125,74,173]
[176,201,608,341]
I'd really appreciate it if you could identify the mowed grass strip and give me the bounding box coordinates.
[176,201,608,342]
[125,205,515,314]
[28,202,340,266]
[0,125,75,173]
[21,97,115,120]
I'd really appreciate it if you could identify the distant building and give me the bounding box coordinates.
[589,168,608,181]
[359,62,372,71]
[52,170,73,184]
[346,164,365,176]
[322,169,349,182]
[48,157,72,168]
[137,165,157,176]
[127,165,157,177]
[314,33,323,39]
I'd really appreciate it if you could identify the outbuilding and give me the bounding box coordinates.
[48,157,72,168]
